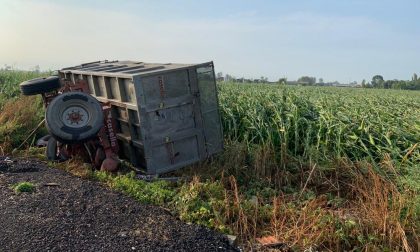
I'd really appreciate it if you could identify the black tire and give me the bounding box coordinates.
[20,76,61,96]
[36,134,51,147]
[46,137,58,161]
[46,137,69,162]
[45,92,104,144]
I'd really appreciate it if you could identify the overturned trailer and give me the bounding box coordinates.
[21,60,224,174]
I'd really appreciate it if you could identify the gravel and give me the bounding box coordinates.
[0,157,238,252]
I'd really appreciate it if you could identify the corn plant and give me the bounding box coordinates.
[218,83,420,169]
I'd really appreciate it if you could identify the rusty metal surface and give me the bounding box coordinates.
[41,78,121,172]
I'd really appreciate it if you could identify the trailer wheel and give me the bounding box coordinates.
[45,92,104,144]
[46,137,70,162]
[46,137,58,161]
[20,76,61,95]
[36,134,51,147]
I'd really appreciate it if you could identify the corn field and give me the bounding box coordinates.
[0,70,49,98]
[2,72,419,167]
[0,70,50,110]
[218,83,420,167]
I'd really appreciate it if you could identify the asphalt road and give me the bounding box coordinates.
[0,157,237,252]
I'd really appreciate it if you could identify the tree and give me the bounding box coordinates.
[384,80,398,89]
[297,76,316,85]
[412,73,418,81]
[260,76,268,83]
[371,75,384,88]
[318,78,324,85]
[33,65,40,73]
[278,78,287,85]
[361,79,367,88]
[216,72,223,79]
[225,74,234,82]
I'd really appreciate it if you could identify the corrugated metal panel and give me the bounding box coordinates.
[197,66,224,156]
[61,61,194,78]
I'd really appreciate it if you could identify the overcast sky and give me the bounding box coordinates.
[1,0,419,82]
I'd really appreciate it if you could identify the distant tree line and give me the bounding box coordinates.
[362,74,420,90]
[216,72,272,83]
[217,71,420,90]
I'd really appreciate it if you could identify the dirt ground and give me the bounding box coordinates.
[0,157,237,252]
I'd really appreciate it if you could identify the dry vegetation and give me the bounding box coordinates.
[179,146,419,251]
[0,96,45,154]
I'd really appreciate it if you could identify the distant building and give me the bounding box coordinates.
[297,81,311,86]
[286,81,298,85]
[333,83,350,87]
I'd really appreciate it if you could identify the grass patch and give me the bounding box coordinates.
[172,177,231,233]
[92,171,176,205]
[12,182,35,193]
